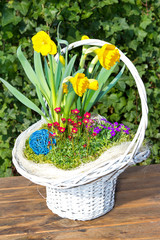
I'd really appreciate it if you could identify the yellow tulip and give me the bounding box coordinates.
[32,31,57,56]
[97,44,120,70]
[69,73,89,97]
[88,79,99,91]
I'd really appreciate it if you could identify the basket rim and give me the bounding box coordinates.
[12,120,149,189]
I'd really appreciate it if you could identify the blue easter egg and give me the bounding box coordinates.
[29,129,56,155]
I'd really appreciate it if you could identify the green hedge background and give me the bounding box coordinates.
[0,0,160,177]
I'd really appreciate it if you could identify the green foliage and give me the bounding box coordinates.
[0,0,160,176]
[24,123,133,170]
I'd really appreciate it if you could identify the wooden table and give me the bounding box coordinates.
[0,164,160,240]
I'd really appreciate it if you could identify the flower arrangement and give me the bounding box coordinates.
[3,27,149,221]
[0,28,129,169]
[25,112,131,169]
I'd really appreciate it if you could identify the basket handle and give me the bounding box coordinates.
[59,39,149,165]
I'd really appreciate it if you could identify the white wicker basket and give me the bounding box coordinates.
[12,39,150,221]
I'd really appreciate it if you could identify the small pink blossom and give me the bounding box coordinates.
[48,123,53,128]
[74,108,80,114]
[67,118,72,123]
[83,118,89,124]
[53,122,60,127]
[77,121,82,126]
[68,135,72,141]
[92,133,97,137]
[72,127,78,133]
[54,107,61,113]
[58,127,66,133]
[61,118,66,123]
[84,112,91,118]
[77,115,82,120]
[49,132,57,137]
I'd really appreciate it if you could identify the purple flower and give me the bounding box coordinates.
[114,122,119,126]
[101,124,107,129]
[101,118,107,123]
[108,127,112,130]
[93,127,102,134]
[123,130,130,134]
[85,125,92,128]
[110,130,116,138]
[116,127,121,132]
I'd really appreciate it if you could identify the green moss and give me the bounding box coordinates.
[24,127,134,170]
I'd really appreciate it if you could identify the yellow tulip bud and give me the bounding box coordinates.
[81,35,90,40]
[88,79,99,91]
[59,55,65,66]
[63,83,68,94]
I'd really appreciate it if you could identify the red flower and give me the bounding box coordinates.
[77,121,82,126]
[74,108,80,114]
[71,122,77,128]
[59,127,66,133]
[49,132,57,137]
[83,144,87,148]
[71,109,75,114]
[71,109,80,114]
[54,107,61,113]
[84,112,91,118]
[83,118,89,124]
[70,120,75,125]
[92,133,97,137]
[53,122,60,127]
[48,123,53,128]
[61,118,66,123]
[67,118,72,123]
[68,135,72,141]
[77,115,82,120]
[72,127,78,133]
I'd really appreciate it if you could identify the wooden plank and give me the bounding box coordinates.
[0,164,160,239]
[0,185,45,203]
[1,198,160,235]
[1,165,160,203]
[118,165,160,178]
[0,200,49,218]
[0,176,34,189]
[0,214,160,239]
[0,178,159,205]
[116,175,160,192]
[0,185,160,219]
[1,172,160,218]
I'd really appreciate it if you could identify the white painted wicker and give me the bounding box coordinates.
[12,39,150,221]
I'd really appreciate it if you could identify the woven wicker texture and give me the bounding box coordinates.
[12,39,150,220]
[46,176,117,221]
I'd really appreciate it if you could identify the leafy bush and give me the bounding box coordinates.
[0,0,160,176]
